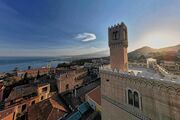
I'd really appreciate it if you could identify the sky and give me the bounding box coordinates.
[0,0,180,56]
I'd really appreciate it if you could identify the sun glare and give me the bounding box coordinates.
[140,31,180,49]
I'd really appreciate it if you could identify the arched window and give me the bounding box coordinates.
[134,91,139,108]
[66,84,69,90]
[113,31,118,40]
[128,89,133,105]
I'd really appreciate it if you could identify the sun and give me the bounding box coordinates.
[139,30,180,49]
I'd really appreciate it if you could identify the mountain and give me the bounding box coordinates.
[70,50,109,60]
[69,44,180,61]
[128,44,180,61]
[130,46,157,55]
[158,44,180,52]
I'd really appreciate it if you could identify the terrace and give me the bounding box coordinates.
[100,64,180,84]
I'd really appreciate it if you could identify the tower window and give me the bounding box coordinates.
[113,31,118,40]
[128,89,133,105]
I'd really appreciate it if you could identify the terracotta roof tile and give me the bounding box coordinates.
[0,107,15,119]
[6,84,36,101]
[28,96,68,120]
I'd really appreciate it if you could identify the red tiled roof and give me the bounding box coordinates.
[87,86,101,105]
[0,85,3,90]
[0,107,15,119]
[6,84,36,101]
[28,96,68,120]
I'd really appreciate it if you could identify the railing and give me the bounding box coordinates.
[102,95,151,120]
[155,64,169,75]
[154,64,180,80]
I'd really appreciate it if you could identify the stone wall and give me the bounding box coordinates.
[100,67,180,120]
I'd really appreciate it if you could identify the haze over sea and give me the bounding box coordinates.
[0,56,71,72]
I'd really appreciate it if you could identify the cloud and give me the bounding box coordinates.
[75,33,96,42]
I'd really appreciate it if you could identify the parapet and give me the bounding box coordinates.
[100,66,180,91]
[108,22,127,31]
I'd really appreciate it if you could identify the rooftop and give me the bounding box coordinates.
[28,96,68,120]
[6,83,49,102]
[17,67,49,74]
[6,84,37,102]
[100,65,180,84]
[129,66,163,80]
[86,86,101,105]
[0,107,14,120]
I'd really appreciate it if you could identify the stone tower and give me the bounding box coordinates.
[108,22,128,72]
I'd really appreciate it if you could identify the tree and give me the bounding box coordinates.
[23,72,28,84]
[36,70,40,79]
[138,55,146,63]
[57,63,70,68]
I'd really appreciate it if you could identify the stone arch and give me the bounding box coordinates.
[176,89,180,96]
[133,91,140,109]
[127,88,133,105]
[167,87,176,96]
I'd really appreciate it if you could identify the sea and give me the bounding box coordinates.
[0,56,72,72]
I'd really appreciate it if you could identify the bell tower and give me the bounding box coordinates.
[108,22,128,72]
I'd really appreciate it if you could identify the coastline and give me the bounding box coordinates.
[0,57,70,72]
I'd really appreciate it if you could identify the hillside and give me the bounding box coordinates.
[69,44,180,62]
[158,44,180,52]
[128,44,180,62]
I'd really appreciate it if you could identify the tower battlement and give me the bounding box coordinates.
[108,22,127,31]
[108,22,128,48]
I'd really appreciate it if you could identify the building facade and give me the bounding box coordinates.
[100,22,180,120]
[16,67,50,78]
[0,80,4,102]
[56,66,88,93]
[2,83,50,120]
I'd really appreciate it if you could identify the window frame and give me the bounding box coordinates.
[126,88,141,110]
